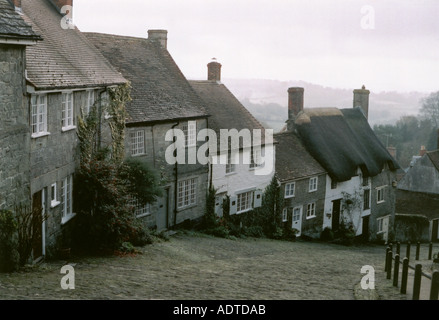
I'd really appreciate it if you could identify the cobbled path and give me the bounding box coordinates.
[0,232,407,300]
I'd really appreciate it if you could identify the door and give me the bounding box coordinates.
[332,199,341,232]
[292,206,303,237]
[432,219,439,242]
[32,191,43,260]
[157,188,169,231]
[362,215,370,241]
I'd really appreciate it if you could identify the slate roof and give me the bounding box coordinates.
[274,132,326,182]
[189,80,267,147]
[427,150,439,172]
[21,0,126,90]
[295,107,400,182]
[84,32,209,124]
[0,0,41,41]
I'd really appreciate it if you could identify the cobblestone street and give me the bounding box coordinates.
[0,232,407,300]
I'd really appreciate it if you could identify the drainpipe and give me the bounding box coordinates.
[171,122,180,228]
[97,88,107,150]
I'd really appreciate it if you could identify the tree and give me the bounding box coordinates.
[420,91,439,128]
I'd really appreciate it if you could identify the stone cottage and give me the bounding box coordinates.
[14,0,127,260]
[0,0,41,211]
[396,143,439,242]
[189,60,275,217]
[274,110,327,238]
[286,86,400,242]
[85,31,210,230]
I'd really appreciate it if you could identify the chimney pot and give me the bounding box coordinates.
[207,58,222,82]
[287,87,304,132]
[10,0,21,11]
[353,85,370,120]
[420,145,427,157]
[148,29,168,49]
[49,0,73,13]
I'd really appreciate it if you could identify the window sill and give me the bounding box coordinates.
[62,125,77,132]
[236,208,253,215]
[306,215,317,220]
[285,195,295,199]
[61,213,76,225]
[377,200,385,204]
[309,190,318,193]
[51,201,61,209]
[225,172,237,177]
[177,203,197,212]
[131,153,146,157]
[32,132,50,139]
[136,213,152,219]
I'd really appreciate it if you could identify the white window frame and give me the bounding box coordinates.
[61,92,75,131]
[129,198,151,218]
[309,177,318,192]
[377,217,384,233]
[130,130,145,156]
[31,94,49,138]
[282,208,288,222]
[225,151,236,175]
[61,175,75,224]
[236,191,254,214]
[306,202,316,219]
[50,182,60,208]
[177,178,197,209]
[183,121,197,148]
[285,182,295,198]
[377,186,385,204]
[85,90,95,115]
[249,148,263,169]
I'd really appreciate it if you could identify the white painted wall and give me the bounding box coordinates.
[323,168,371,236]
[211,145,275,215]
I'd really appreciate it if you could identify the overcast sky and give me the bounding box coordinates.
[74,0,439,93]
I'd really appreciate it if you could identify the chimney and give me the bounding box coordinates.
[353,85,370,120]
[286,87,304,132]
[148,30,168,49]
[9,0,22,12]
[420,145,427,157]
[49,0,73,13]
[207,58,222,82]
[387,146,397,159]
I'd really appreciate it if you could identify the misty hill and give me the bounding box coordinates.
[222,78,429,132]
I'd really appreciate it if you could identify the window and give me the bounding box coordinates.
[306,203,316,219]
[285,182,295,198]
[309,177,318,192]
[101,91,111,119]
[377,187,385,204]
[62,92,74,130]
[61,175,74,223]
[85,90,95,115]
[282,208,288,222]
[363,176,370,187]
[377,218,384,233]
[249,148,263,169]
[31,94,48,137]
[178,178,197,209]
[130,130,145,156]
[225,151,236,174]
[183,121,196,147]
[237,191,254,213]
[50,183,60,208]
[331,180,337,189]
[363,189,370,210]
[129,198,151,218]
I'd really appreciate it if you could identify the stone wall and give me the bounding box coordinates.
[125,119,209,230]
[0,44,31,210]
[281,174,326,239]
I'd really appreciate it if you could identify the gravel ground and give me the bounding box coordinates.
[0,232,409,300]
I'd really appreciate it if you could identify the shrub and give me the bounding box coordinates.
[243,226,265,238]
[320,227,334,241]
[205,226,229,238]
[0,210,19,273]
